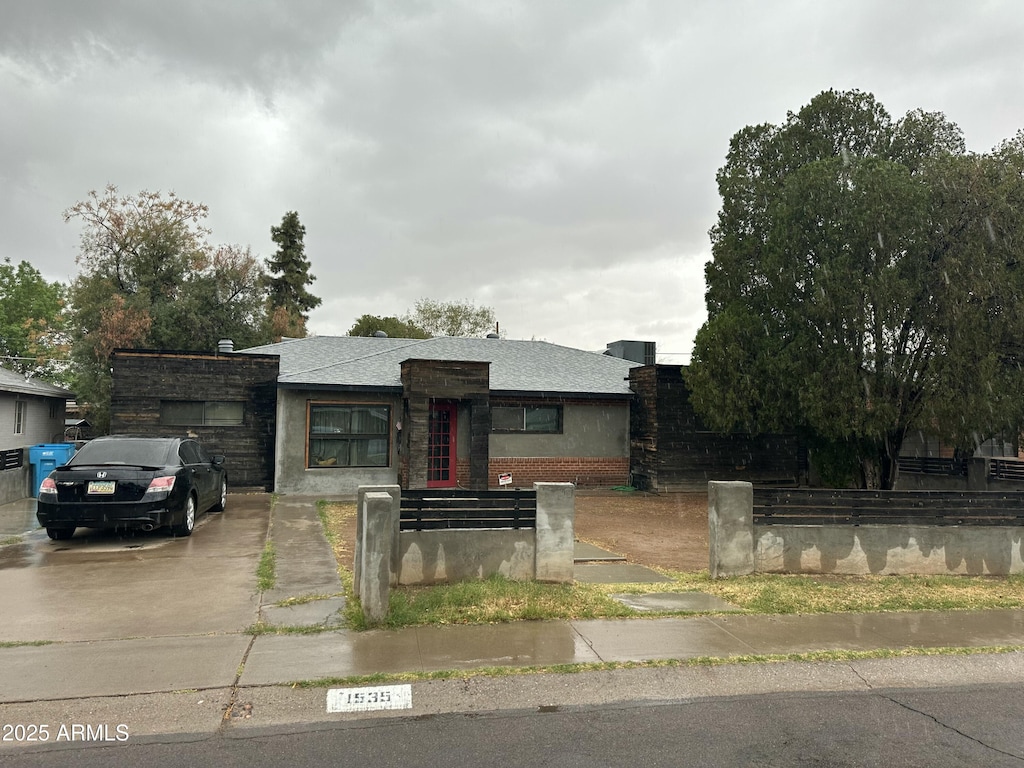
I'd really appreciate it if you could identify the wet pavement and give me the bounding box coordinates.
[2,493,1024,736]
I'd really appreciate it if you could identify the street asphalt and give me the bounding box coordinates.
[2,493,1024,748]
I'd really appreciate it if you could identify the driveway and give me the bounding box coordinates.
[0,495,271,643]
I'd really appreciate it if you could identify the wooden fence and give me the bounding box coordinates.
[753,488,1024,527]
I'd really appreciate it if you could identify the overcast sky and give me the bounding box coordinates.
[3,1,1023,361]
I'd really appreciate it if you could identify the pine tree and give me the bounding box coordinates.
[265,211,321,336]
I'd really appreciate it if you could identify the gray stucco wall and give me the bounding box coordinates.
[393,483,575,585]
[489,402,628,458]
[755,525,1024,576]
[398,529,536,584]
[1,393,67,450]
[0,465,30,506]
[274,389,401,495]
[709,480,1024,577]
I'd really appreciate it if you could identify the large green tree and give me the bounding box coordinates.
[0,258,67,381]
[347,314,430,338]
[409,298,497,337]
[687,90,1024,489]
[264,211,321,339]
[64,185,273,431]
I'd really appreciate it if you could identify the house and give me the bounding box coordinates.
[109,348,280,490]
[0,366,74,505]
[238,335,640,495]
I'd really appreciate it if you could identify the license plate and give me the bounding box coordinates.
[87,480,116,495]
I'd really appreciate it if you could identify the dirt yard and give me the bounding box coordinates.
[575,489,708,571]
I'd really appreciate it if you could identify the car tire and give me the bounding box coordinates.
[170,494,196,537]
[211,478,227,512]
[46,527,75,540]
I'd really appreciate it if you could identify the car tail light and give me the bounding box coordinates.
[39,477,57,498]
[145,476,176,496]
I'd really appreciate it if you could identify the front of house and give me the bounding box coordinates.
[241,335,639,495]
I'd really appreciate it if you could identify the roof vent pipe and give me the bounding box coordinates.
[373,330,388,338]
[218,339,234,353]
[486,333,499,339]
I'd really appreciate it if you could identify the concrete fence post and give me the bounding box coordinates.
[534,482,575,582]
[355,485,401,592]
[359,491,394,624]
[708,481,754,578]
[967,458,989,491]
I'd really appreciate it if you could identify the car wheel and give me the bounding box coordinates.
[46,527,75,540]
[170,494,196,537]
[211,478,227,512]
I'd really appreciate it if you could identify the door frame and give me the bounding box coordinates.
[426,401,458,488]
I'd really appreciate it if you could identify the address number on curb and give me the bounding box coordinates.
[327,684,413,713]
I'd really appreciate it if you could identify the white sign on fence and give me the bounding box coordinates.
[327,684,413,713]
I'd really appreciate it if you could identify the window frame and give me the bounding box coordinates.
[490,404,563,434]
[14,400,25,435]
[306,402,392,469]
[160,400,245,427]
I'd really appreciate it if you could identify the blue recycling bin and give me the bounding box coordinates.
[29,443,77,497]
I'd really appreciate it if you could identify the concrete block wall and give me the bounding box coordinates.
[709,480,1024,577]
[357,483,575,593]
[0,466,30,507]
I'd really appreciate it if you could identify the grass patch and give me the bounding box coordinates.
[274,593,341,608]
[257,541,277,592]
[598,571,1024,614]
[0,535,23,547]
[318,500,354,592]
[247,620,339,636]
[284,644,1024,688]
[345,574,634,630]
[0,640,54,648]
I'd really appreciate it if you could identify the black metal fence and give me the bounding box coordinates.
[1,448,23,471]
[753,488,1024,527]
[400,489,537,531]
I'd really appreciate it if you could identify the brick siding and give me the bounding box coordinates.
[487,457,628,488]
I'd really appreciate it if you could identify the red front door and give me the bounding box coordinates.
[427,402,457,488]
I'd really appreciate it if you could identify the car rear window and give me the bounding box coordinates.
[70,439,177,467]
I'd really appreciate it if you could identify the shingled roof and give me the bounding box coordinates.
[0,366,74,398]
[241,336,639,396]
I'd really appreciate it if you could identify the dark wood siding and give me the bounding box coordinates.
[630,365,800,491]
[110,350,279,490]
[400,360,490,490]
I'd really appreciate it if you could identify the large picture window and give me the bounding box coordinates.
[308,404,390,468]
[491,405,562,433]
[161,401,244,426]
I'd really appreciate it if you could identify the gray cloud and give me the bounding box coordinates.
[2,0,1023,358]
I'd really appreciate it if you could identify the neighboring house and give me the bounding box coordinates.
[0,366,74,504]
[239,335,640,495]
[109,349,280,490]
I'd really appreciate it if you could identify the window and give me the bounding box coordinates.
[491,405,562,433]
[160,401,244,426]
[14,401,25,435]
[308,404,390,468]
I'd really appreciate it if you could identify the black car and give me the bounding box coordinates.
[36,436,227,540]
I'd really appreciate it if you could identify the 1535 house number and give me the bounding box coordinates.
[326,684,413,713]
